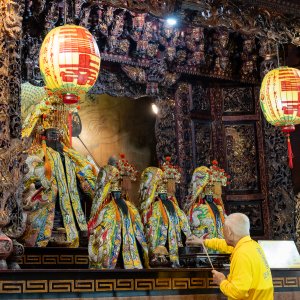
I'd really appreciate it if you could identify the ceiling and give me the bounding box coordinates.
[181,0,300,16]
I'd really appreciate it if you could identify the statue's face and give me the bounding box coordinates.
[243,40,254,52]
[243,60,254,75]
[176,50,186,63]
[203,184,214,196]
[115,14,124,27]
[191,28,203,42]
[106,7,114,19]
[213,182,222,198]
[119,40,130,54]
[163,27,173,39]
[144,22,152,32]
[193,51,204,62]
[247,60,254,72]
[108,36,118,47]
[133,14,145,31]
[166,47,176,61]
[138,40,148,51]
[45,128,60,141]
[147,43,158,58]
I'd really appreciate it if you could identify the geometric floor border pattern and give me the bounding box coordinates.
[0,277,300,294]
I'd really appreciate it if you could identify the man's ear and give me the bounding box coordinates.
[227,226,233,238]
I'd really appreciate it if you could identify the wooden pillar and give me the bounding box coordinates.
[0,0,26,269]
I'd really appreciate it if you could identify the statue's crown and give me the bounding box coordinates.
[116,154,138,181]
[207,160,229,187]
[161,156,181,183]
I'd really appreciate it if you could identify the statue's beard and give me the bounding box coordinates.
[46,139,63,152]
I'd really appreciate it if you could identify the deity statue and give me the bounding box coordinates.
[21,94,97,248]
[22,127,97,248]
[131,15,159,59]
[176,49,187,65]
[158,21,182,64]
[185,27,205,66]
[104,9,128,55]
[184,160,229,240]
[139,157,192,267]
[213,29,232,75]
[240,36,257,80]
[258,38,278,77]
[98,6,115,37]
[88,155,149,269]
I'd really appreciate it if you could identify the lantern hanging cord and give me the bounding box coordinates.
[64,0,67,25]
[276,43,280,67]
[281,44,286,66]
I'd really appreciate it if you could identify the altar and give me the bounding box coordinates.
[0,247,296,299]
[1,258,300,299]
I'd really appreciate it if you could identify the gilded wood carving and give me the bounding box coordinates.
[0,0,27,269]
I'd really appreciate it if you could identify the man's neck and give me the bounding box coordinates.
[232,235,248,247]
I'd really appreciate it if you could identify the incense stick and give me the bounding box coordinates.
[201,241,215,270]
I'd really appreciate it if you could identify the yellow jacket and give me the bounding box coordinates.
[205,236,274,300]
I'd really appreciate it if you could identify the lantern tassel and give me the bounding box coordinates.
[286,133,294,169]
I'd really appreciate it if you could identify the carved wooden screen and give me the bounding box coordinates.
[176,82,270,239]
[218,86,269,239]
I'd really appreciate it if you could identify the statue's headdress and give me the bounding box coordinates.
[22,88,67,137]
[116,153,138,182]
[158,156,181,194]
[22,82,83,180]
[139,167,163,216]
[22,82,80,149]
[106,154,139,192]
[21,82,47,122]
[161,156,181,183]
[184,160,230,212]
[184,166,210,212]
[207,160,229,187]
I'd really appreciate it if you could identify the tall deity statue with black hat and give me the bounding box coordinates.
[21,87,97,248]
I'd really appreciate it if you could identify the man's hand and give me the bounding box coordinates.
[212,270,226,286]
[186,233,209,246]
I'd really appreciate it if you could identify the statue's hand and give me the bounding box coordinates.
[23,183,37,211]
[186,233,209,246]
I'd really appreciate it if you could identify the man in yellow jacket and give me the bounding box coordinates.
[187,213,274,300]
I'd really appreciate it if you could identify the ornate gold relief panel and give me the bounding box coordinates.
[223,87,254,115]
[190,84,212,168]
[224,123,260,193]
[191,121,212,168]
[205,85,270,238]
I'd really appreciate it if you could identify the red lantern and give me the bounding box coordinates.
[260,67,300,168]
[39,25,101,105]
